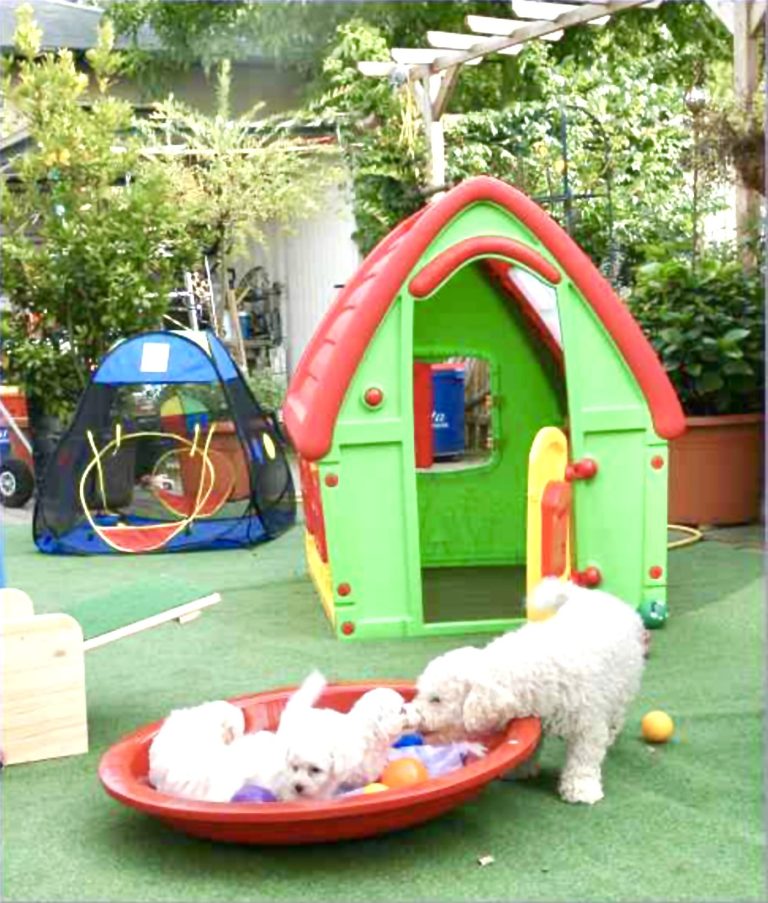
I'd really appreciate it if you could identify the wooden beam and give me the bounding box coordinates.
[357,61,396,77]
[418,0,654,76]
[426,30,487,50]
[702,0,734,33]
[391,48,481,66]
[412,76,445,194]
[82,593,221,652]
[432,65,462,121]
[750,0,767,34]
[733,0,761,265]
[465,15,565,41]
[427,30,525,61]
[511,0,610,25]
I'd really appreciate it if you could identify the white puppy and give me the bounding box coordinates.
[406,578,647,805]
[148,674,325,803]
[148,700,250,802]
[275,673,409,801]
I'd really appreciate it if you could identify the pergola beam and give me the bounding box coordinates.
[732,0,764,264]
[426,30,525,58]
[432,64,463,120]
[510,0,610,25]
[465,16,565,41]
[413,0,653,77]
[356,0,665,198]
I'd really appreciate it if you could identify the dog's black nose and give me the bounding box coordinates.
[293,782,305,794]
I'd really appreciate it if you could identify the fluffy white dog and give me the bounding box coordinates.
[148,673,324,802]
[405,578,647,805]
[275,672,409,801]
[148,700,252,802]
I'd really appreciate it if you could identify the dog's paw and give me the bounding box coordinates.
[559,774,604,805]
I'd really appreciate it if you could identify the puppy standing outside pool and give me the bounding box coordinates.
[405,578,647,805]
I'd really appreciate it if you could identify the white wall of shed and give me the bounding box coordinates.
[236,180,361,375]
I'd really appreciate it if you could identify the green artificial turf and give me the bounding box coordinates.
[67,577,220,641]
[1,522,765,903]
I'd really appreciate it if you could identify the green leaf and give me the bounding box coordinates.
[723,360,753,376]
[722,327,750,343]
[696,371,725,393]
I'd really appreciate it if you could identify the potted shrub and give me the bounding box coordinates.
[630,249,764,525]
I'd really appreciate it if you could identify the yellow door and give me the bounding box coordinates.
[526,426,572,620]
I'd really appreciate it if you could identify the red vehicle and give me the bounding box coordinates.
[0,388,35,508]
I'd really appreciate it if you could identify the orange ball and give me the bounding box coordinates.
[380,757,429,789]
[641,710,675,743]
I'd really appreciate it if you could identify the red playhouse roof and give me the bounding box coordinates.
[283,177,685,461]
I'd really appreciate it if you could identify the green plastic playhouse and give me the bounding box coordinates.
[284,176,685,641]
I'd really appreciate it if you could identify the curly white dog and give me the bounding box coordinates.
[406,578,647,805]
[275,672,409,801]
[148,672,324,802]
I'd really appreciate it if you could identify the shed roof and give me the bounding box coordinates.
[283,176,685,461]
[0,0,160,51]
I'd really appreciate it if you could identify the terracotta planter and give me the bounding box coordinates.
[668,413,765,526]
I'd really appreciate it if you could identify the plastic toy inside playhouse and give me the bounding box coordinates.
[413,262,568,627]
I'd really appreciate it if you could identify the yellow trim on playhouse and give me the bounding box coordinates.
[304,530,335,626]
[526,426,571,620]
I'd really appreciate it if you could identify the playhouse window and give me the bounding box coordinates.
[506,267,563,348]
[413,356,495,472]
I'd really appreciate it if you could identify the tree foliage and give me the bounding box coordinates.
[137,86,342,328]
[104,1,737,267]
[1,6,202,418]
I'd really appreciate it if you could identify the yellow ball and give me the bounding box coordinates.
[641,710,675,743]
[362,783,390,794]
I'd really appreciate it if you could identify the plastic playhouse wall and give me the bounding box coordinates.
[299,188,671,640]
[413,261,566,569]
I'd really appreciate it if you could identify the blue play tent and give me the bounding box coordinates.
[33,331,295,554]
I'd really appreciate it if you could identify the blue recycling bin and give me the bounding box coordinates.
[238,312,253,339]
[431,365,465,457]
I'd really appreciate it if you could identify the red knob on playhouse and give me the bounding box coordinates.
[573,566,602,587]
[364,387,384,408]
[565,458,598,481]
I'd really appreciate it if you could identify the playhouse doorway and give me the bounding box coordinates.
[412,260,567,628]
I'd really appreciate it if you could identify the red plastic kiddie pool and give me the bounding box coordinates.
[98,681,541,845]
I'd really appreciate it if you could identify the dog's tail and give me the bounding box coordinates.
[526,577,573,615]
[279,669,327,728]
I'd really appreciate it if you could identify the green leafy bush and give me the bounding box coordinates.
[246,369,287,414]
[1,7,201,421]
[629,251,765,416]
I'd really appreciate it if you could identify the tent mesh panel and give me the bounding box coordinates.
[34,372,295,554]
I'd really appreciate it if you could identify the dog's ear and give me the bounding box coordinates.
[462,679,507,736]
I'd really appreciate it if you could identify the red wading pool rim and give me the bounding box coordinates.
[98,681,541,845]
[283,176,685,463]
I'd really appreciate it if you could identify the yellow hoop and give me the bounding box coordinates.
[85,429,112,514]
[79,427,218,553]
[667,523,703,549]
[150,445,234,519]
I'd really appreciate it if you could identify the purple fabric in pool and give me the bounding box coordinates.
[231,784,277,803]
[335,741,487,796]
[388,742,486,777]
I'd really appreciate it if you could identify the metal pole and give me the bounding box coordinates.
[559,102,574,235]
[183,272,199,331]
